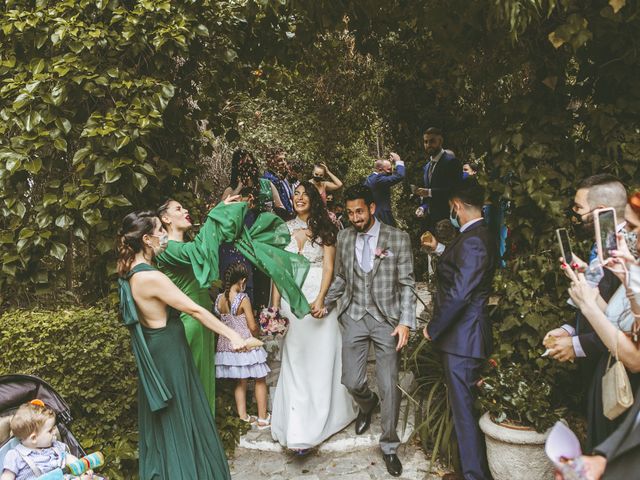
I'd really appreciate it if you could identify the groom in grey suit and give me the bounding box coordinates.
[317,184,416,477]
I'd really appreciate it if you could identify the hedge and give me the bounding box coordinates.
[0,304,246,479]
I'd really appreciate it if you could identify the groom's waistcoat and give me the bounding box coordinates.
[346,252,385,323]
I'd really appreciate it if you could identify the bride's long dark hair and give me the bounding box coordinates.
[296,181,337,247]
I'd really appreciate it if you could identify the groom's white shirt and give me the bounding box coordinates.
[355,218,381,270]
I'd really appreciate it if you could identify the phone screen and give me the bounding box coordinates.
[556,228,572,263]
[410,184,417,194]
[597,209,617,260]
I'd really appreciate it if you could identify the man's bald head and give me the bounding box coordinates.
[577,174,627,218]
[374,159,392,175]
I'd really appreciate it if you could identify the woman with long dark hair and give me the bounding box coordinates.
[270,182,356,452]
[117,210,258,479]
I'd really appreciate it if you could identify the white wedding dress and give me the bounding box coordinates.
[271,217,356,449]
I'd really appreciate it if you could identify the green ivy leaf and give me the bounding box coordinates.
[132,172,148,192]
[103,195,131,208]
[49,241,68,261]
[104,169,121,183]
[82,209,102,226]
[54,137,68,152]
[55,214,74,228]
[72,147,91,165]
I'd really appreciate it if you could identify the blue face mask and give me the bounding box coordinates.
[449,206,460,229]
[462,172,470,180]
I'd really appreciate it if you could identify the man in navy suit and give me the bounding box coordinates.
[364,152,405,227]
[415,127,462,232]
[424,178,496,480]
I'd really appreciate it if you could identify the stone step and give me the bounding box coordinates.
[229,444,440,480]
[240,371,417,453]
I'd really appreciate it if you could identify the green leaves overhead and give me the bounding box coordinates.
[1,0,331,301]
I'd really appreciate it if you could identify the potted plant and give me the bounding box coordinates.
[478,360,566,480]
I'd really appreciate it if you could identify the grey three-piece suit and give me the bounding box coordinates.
[325,221,416,454]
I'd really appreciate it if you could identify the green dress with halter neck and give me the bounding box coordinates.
[119,263,231,480]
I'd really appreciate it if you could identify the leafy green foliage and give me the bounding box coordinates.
[409,338,458,469]
[478,361,566,432]
[0,0,342,306]
[0,0,208,301]
[0,305,247,479]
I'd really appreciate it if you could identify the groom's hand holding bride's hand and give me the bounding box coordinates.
[392,325,410,351]
[310,302,327,318]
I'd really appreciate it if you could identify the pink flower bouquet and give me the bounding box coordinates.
[259,307,289,336]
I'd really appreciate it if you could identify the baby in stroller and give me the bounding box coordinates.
[0,375,103,480]
[1,400,93,480]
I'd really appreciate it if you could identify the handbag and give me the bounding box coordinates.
[602,330,634,420]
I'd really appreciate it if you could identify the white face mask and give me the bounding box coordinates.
[149,233,169,255]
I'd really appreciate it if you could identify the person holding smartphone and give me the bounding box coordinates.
[563,195,640,372]
[544,174,631,450]
[558,195,640,479]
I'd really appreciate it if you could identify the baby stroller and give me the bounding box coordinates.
[0,374,86,468]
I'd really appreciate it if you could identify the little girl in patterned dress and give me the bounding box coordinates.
[216,262,271,428]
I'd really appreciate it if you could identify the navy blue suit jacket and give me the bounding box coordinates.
[421,151,462,224]
[365,163,405,212]
[428,220,496,358]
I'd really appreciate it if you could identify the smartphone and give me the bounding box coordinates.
[556,228,573,264]
[410,184,417,194]
[594,207,618,262]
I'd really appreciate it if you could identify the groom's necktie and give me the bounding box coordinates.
[360,233,372,273]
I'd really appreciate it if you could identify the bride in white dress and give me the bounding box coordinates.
[271,181,356,451]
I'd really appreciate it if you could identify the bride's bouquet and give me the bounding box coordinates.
[259,307,289,336]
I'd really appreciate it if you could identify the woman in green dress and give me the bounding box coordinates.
[155,197,241,414]
[117,210,258,479]
[155,188,313,415]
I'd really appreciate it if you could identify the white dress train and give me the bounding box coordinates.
[271,217,357,449]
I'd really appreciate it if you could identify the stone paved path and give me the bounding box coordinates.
[229,442,444,479]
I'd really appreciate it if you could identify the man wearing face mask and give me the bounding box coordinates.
[364,152,405,227]
[544,174,634,450]
[423,178,496,480]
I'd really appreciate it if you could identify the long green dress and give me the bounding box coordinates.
[119,263,231,480]
[155,203,247,414]
[155,202,311,413]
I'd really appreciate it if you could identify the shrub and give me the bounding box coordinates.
[478,360,567,433]
[0,304,246,479]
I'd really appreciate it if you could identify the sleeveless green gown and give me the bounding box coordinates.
[154,202,310,414]
[120,263,231,480]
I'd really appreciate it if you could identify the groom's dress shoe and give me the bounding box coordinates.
[383,453,402,477]
[355,393,379,435]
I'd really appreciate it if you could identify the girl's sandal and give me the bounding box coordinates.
[256,413,271,430]
[240,414,257,425]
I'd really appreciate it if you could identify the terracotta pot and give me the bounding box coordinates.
[479,412,554,480]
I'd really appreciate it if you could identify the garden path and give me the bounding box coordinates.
[229,283,449,479]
